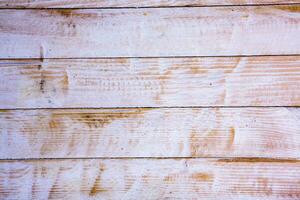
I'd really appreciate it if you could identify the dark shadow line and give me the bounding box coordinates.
[1,3,300,10]
[0,157,299,162]
[1,106,300,111]
[0,54,300,61]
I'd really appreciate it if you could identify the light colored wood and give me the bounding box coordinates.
[1,56,300,108]
[1,6,300,58]
[1,0,299,8]
[1,107,300,159]
[1,2,299,199]
[1,158,300,199]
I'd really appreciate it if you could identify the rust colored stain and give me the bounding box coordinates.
[118,58,128,65]
[164,172,213,183]
[190,130,198,157]
[48,9,97,19]
[163,174,179,183]
[20,67,60,79]
[77,113,128,128]
[124,174,135,191]
[189,66,199,74]
[49,119,60,129]
[155,70,172,102]
[188,66,208,74]
[227,127,235,149]
[53,9,73,17]
[39,114,66,155]
[89,165,107,196]
[52,109,151,129]
[89,176,107,196]
[163,175,175,183]
[190,173,213,182]
[276,5,300,12]
[61,71,69,93]
[39,109,154,155]
[48,169,61,199]
[218,158,299,163]
[190,129,219,157]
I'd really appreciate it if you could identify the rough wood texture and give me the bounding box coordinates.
[1,0,299,8]
[1,56,300,108]
[1,107,300,159]
[1,5,300,58]
[1,3,300,199]
[1,159,300,199]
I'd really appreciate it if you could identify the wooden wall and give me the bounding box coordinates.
[0,0,300,199]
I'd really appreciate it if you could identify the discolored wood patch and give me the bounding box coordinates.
[1,6,300,58]
[1,107,300,159]
[1,159,300,199]
[1,56,300,108]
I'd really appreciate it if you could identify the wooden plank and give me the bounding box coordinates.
[1,56,300,108]
[1,158,300,199]
[1,6,300,58]
[1,107,300,159]
[1,0,299,8]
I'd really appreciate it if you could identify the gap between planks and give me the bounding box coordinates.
[1,1,300,9]
[1,157,300,162]
[0,54,300,61]
[1,106,300,111]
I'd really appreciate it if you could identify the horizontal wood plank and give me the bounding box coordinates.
[0,6,300,58]
[1,0,299,8]
[1,159,300,199]
[1,56,300,108]
[1,107,300,159]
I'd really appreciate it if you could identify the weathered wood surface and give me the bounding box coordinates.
[1,159,300,199]
[1,56,300,108]
[1,107,300,159]
[1,0,299,8]
[1,6,300,59]
[1,2,300,199]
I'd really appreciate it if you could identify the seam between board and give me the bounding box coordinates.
[1,106,300,111]
[0,157,300,162]
[1,54,300,61]
[1,3,300,9]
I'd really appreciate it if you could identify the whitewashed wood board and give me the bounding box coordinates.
[1,0,299,8]
[1,159,300,199]
[1,56,300,108]
[0,6,300,58]
[1,2,300,199]
[1,107,300,159]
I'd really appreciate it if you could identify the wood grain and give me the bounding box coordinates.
[1,56,300,108]
[1,0,299,8]
[1,5,300,58]
[1,107,300,159]
[1,159,300,199]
